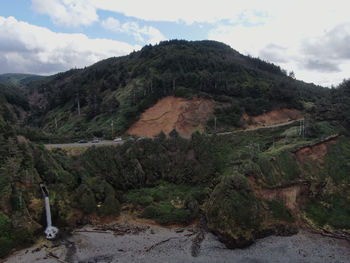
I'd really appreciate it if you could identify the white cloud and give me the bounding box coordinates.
[0,16,140,75]
[207,0,350,86]
[101,17,165,44]
[92,0,279,24]
[18,0,350,85]
[31,0,98,27]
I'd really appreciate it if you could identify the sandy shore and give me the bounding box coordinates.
[5,222,350,263]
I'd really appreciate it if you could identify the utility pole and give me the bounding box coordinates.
[111,120,114,138]
[299,119,305,138]
[54,117,58,130]
[77,91,81,116]
[214,117,217,132]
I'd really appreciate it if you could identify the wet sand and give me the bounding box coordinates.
[5,224,350,263]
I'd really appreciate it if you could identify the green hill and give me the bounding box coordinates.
[25,40,329,140]
[0,73,44,87]
[1,40,350,258]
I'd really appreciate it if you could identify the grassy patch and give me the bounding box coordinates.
[125,182,206,224]
[305,194,350,229]
[325,137,350,183]
[268,199,295,223]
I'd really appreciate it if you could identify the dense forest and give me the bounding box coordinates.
[25,40,329,140]
[0,40,350,258]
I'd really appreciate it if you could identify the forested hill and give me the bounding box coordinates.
[1,41,350,259]
[0,73,44,87]
[26,40,329,140]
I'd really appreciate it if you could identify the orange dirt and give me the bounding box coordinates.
[126,96,214,139]
[294,138,337,167]
[248,176,308,212]
[249,176,308,226]
[257,185,308,212]
[243,109,303,128]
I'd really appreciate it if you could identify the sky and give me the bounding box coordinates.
[0,0,350,87]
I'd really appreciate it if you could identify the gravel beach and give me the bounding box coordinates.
[5,222,350,263]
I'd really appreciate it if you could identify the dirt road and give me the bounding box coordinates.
[45,140,123,149]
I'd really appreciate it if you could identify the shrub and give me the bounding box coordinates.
[205,173,262,248]
[268,199,295,223]
[100,194,121,217]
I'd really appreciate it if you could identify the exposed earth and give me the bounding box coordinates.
[243,109,303,128]
[126,96,303,139]
[126,96,215,138]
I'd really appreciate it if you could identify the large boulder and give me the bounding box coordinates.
[205,173,262,248]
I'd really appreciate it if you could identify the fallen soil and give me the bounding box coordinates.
[255,184,308,212]
[294,138,338,167]
[243,109,303,129]
[126,96,214,139]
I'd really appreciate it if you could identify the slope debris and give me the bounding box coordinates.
[243,109,303,128]
[126,96,214,138]
[294,137,338,166]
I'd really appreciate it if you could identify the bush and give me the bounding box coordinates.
[305,195,350,229]
[205,173,262,248]
[141,205,158,218]
[100,194,121,217]
[268,199,295,223]
[0,237,12,258]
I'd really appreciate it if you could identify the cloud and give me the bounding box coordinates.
[31,0,98,27]
[0,16,140,75]
[101,17,166,44]
[208,0,350,86]
[16,0,350,86]
[303,60,340,73]
[297,23,350,74]
[302,23,350,61]
[92,0,274,24]
[259,44,288,63]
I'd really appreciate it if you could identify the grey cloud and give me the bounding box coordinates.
[259,44,288,63]
[303,59,340,73]
[302,23,350,60]
[297,23,350,74]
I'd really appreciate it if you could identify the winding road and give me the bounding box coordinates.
[45,119,303,149]
[45,140,123,149]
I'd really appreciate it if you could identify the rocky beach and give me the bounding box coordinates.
[5,218,350,263]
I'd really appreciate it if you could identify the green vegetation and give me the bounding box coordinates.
[2,40,350,258]
[205,173,262,248]
[268,200,295,223]
[305,193,350,229]
[0,73,43,87]
[25,40,328,139]
[0,212,34,258]
[126,183,205,224]
[325,137,350,183]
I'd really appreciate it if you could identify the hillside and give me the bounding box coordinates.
[1,41,350,259]
[25,40,329,140]
[127,96,214,138]
[0,73,44,87]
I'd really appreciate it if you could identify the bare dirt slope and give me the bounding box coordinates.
[127,96,214,139]
[243,109,303,128]
[294,137,337,166]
